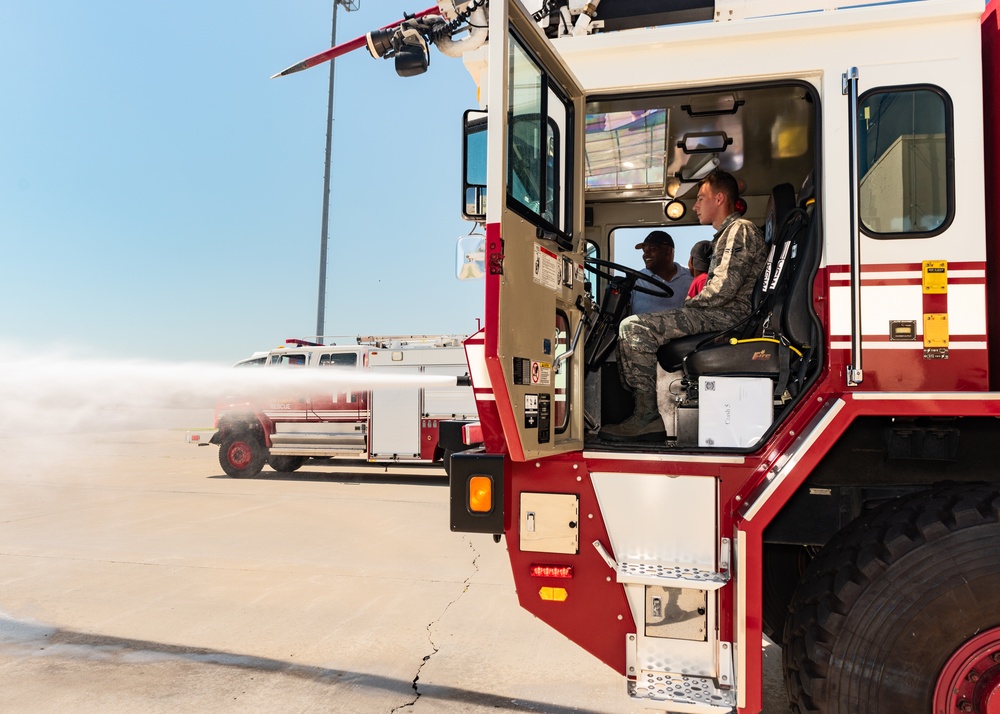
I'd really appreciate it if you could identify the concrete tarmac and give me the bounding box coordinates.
[0,414,789,713]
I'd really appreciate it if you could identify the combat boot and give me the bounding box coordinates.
[598,392,667,443]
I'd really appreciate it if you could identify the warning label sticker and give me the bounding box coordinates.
[524,394,538,429]
[533,243,560,291]
[530,361,551,386]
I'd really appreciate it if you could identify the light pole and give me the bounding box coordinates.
[316,0,360,343]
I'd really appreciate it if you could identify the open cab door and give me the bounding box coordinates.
[483,0,586,462]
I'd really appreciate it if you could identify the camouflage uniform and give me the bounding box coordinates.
[618,213,766,394]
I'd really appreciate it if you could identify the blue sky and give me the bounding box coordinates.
[0,2,482,362]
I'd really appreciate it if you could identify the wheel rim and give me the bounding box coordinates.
[227,441,253,469]
[934,625,1000,714]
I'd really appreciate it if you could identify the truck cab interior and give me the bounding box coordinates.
[578,82,824,451]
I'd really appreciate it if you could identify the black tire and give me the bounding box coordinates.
[267,455,304,473]
[218,433,266,478]
[761,544,812,640]
[782,484,1000,713]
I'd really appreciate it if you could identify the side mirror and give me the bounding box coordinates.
[462,110,487,221]
[456,235,486,280]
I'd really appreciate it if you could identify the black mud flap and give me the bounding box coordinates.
[449,449,505,535]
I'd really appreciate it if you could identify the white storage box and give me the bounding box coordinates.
[698,376,772,447]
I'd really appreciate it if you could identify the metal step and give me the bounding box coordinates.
[596,538,731,591]
[617,560,729,590]
[629,671,735,713]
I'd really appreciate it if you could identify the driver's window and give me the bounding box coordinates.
[270,353,309,367]
[507,34,572,236]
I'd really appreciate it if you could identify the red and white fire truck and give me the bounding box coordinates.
[277,1,1000,712]
[196,336,477,477]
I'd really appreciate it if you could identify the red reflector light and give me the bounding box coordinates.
[530,564,574,579]
[462,422,483,445]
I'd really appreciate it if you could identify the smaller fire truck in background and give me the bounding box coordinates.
[189,335,477,477]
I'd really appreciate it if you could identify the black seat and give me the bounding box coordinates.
[657,332,711,372]
[682,178,819,397]
[684,338,785,378]
[655,182,798,372]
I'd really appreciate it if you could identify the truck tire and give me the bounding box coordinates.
[761,543,812,640]
[219,433,266,478]
[267,455,304,473]
[782,484,1000,713]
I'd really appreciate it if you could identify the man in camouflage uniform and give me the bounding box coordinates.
[600,171,766,442]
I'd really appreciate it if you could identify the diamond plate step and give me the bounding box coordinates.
[628,671,735,713]
[617,561,730,590]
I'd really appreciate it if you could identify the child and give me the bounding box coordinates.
[686,240,713,298]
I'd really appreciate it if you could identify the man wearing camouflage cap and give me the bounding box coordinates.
[601,170,766,442]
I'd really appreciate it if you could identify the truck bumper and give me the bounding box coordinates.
[185,429,219,446]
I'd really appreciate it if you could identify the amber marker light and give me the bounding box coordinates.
[468,475,493,513]
[539,587,568,602]
[530,564,574,579]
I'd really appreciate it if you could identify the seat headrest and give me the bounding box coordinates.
[764,183,796,245]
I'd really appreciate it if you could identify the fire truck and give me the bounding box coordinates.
[277,1,1000,712]
[197,336,477,477]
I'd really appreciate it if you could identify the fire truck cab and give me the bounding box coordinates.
[444,1,1000,713]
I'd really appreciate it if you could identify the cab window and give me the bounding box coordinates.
[318,353,358,367]
[270,353,308,366]
[858,86,954,237]
[585,109,666,192]
[507,34,572,236]
[233,357,266,368]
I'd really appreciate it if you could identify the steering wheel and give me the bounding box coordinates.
[585,258,674,298]
[582,258,674,374]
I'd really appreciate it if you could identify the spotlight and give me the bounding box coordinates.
[366,28,395,59]
[365,25,431,77]
[395,42,429,77]
[664,200,686,221]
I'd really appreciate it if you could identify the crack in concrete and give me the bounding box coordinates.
[391,536,480,713]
